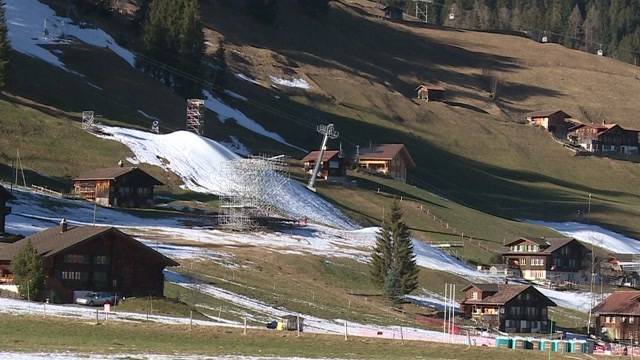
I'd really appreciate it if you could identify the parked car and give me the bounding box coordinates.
[75,292,117,306]
[266,320,278,329]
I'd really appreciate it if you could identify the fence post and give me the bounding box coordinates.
[218,306,222,321]
[190,310,193,331]
[344,321,348,341]
[95,309,99,325]
[243,315,247,335]
[400,325,404,342]
[297,315,300,337]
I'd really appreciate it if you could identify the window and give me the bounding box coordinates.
[630,317,635,324]
[472,291,478,300]
[526,307,537,317]
[329,161,340,169]
[60,271,88,281]
[119,187,131,196]
[568,259,577,268]
[94,256,110,265]
[64,254,90,264]
[531,258,544,266]
[519,258,527,265]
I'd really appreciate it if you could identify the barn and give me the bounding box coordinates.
[0,221,178,303]
[302,150,347,181]
[73,166,163,208]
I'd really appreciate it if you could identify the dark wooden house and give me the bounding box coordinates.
[302,150,346,181]
[416,84,445,102]
[593,291,640,342]
[0,221,178,303]
[73,166,163,208]
[460,283,556,333]
[0,185,14,236]
[503,237,591,284]
[568,122,640,154]
[383,6,403,21]
[357,144,415,183]
[526,110,573,137]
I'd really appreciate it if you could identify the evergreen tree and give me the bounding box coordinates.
[11,240,45,301]
[141,0,204,98]
[383,262,403,304]
[0,0,10,89]
[370,216,393,287]
[369,201,419,296]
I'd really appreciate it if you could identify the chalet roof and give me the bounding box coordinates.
[302,150,341,163]
[462,285,556,306]
[0,184,14,201]
[593,291,640,315]
[461,283,500,292]
[504,237,578,254]
[526,110,571,118]
[74,167,163,185]
[569,122,640,135]
[358,144,416,167]
[0,225,178,266]
[383,5,403,11]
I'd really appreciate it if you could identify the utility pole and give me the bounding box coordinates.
[587,193,595,335]
[307,123,339,192]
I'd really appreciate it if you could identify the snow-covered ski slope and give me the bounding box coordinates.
[97,126,353,229]
[6,188,603,312]
[4,0,300,149]
[527,220,640,254]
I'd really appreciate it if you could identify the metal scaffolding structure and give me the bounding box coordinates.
[218,155,290,231]
[81,111,99,131]
[307,123,339,192]
[186,99,205,135]
[414,0,433,23]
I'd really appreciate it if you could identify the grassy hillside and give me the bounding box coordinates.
[0,314,592,359]
[4,0,640,247]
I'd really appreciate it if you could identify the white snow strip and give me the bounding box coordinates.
[95,126,351,228]
[235,73,261,85]
[0,297,237,328]
[166,271,495,345]
[526,220,640,254]
[137,110,160,121]
[86,82,103,91]
[202,90,304,151]
[270,76,311,90]
[536,287,599,313]
[224,90,248,101]
[5,0,135,71]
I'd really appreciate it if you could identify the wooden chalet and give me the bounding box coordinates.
[502,237,591,284]
[416,84,445,102]
[73,166,163,208]
[0,185,14,236]
[568,122,640,154]
[301,150,346,181]
[0,221,178,303]
[460,284,556,333]
[357,144,415,182]
[593,291,640,342]
[526,110,573,137]
[383,6,403,21]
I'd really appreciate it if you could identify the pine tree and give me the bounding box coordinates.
[370,217,393,287]
[370,200,419,296]
[0,0,10,89]
[383,262,402,304]
[11,240,45,301]
[389,201,419,294]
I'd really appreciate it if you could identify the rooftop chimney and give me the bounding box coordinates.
[60,218,68,233]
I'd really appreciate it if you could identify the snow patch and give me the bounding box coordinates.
[202,90,303,151]
[96,126,351,228]
[526,220,640,254]
[235,73,261,85]
[224,90,248,101]
[137,110,160,121]
[270,76,311,90]
[5,0,135,71]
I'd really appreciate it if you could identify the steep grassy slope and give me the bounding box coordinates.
[5,0,640,244]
